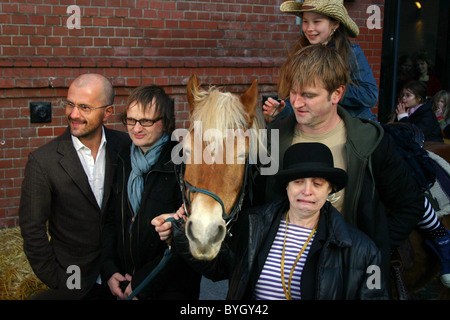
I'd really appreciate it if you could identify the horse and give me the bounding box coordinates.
[179,74,268,261]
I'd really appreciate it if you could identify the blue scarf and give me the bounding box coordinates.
[127,133,169,215]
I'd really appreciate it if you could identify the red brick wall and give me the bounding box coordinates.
[0,0,384,228]
[346,0,385,89]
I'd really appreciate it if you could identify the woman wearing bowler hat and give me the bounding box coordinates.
[171,143,388,300]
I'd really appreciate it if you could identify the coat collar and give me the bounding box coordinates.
[56,128,99,209]
[56,126,127,212]
[318,201,352,248]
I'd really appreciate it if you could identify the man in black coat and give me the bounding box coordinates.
[101,85,201,300]
[19,73,130,299]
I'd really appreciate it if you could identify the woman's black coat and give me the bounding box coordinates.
[173,199,388,300]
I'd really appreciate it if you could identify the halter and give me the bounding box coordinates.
[175,157,250,233]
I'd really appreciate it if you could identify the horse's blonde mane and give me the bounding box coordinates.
[190,85,265,130]
[189,85,266,157]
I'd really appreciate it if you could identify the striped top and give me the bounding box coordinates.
[253,219,315,300]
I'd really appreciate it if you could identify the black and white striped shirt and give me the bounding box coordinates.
[253,219,315,300]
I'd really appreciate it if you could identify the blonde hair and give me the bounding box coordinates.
[278,44,350,99]
[433,90,450,121]
[188,85,266,157]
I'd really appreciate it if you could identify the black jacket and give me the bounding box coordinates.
[19,127,130,296]
[173,199,388,300]
[101,140,201,299]
[398,101,443,142]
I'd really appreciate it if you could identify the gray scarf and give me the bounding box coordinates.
[127,133,169,215]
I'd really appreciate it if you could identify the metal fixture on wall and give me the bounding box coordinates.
[30,102,52,123]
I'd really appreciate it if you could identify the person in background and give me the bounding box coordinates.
[19,73,130,299]
[432,90,450,136]
[101,85,201,300]
[396,55,416,101]
[415,53,442,98]
[393,81,443,142]
[263,0,378,121]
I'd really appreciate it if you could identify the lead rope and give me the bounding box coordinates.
[125,217,180,300]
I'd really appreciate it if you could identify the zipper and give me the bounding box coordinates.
[124,160,172,276]
[121,159,126,251]
[350,157,367,224]
[127,193,136,275]
[126,168,165,276]
[129,225,136,275]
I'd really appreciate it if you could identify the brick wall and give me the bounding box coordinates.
[0,0,384,228]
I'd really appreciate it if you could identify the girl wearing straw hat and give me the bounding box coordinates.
[263,0,378,121]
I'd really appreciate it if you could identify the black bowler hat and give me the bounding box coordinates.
[275,142,347,193]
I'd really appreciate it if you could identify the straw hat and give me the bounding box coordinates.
[280,0,359,38]
[274,143,347,194]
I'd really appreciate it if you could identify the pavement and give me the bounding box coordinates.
[199,276,228,300]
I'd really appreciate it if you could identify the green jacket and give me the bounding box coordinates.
[268,107,424,293]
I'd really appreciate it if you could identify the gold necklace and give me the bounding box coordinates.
[281,211,317,300]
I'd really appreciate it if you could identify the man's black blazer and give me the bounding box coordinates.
[19,126,130,297]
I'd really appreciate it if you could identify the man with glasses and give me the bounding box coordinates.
[19,73,130,299]
[101,85,201,300]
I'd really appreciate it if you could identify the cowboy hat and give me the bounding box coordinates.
[280,0,359,38]
[274,142,347,194]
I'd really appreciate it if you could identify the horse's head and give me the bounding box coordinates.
[181,74,263,260]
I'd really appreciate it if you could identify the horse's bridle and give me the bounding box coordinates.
[175,158,250,233]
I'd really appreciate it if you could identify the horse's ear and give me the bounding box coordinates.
[240,79,258,127]
[187,74,200,115]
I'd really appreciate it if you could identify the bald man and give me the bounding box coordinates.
[19,74,130,299]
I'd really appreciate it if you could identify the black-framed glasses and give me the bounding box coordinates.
[123,117,162,127]
[63,101,111,114]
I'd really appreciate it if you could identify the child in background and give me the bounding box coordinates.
[394,81,443,142]
[433,90,450,138]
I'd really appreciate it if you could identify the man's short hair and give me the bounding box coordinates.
[71,73,114,105]
[278,44,350,98]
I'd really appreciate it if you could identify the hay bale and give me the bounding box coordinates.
[0,226,47,300]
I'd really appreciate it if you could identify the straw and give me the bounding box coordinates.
[0,227,48,300]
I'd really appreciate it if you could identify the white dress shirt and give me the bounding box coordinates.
[71,128,107,209]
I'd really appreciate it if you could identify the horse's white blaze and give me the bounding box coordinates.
[183,74,263,261]
[186,194,226,260]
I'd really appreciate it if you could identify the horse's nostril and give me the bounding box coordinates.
[186,220,197,242]
[212,225,226,243]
